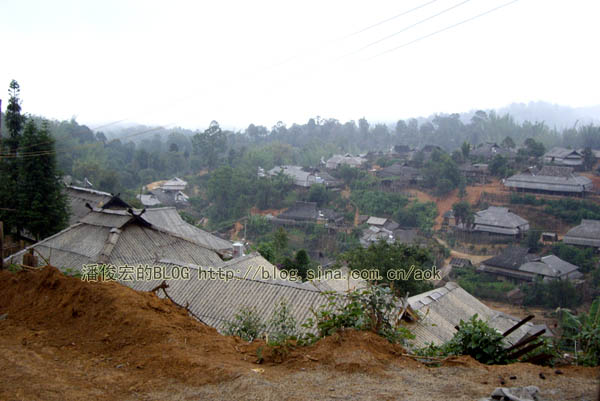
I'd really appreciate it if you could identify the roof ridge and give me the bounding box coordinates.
[3,223,85,263]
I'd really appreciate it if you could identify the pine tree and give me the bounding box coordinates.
[17,120,68,240]
[0,80,26,234]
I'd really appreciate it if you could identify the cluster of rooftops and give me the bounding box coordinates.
[4,188,549,348]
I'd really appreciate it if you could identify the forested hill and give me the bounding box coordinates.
[1,109,599,202]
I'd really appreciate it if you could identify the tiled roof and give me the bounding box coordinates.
[366,216,387,226]
[406,282,539,348]
[4,209,223,270]
[481,247,535,270]
[564,219,600,247]
[473,207,529,234]
[504,168,592,193]
[143,207,233,252]
[64,186,113,225]
[544,147,582,159]
[278,201,318,220]
[122,261,327,334]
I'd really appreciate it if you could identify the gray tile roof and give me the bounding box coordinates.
[366,216,387,226]
[4,209,223,271]
[142,207,233,252]
[268,165,314,187]
[278,201,319,220]
[564,219,600,247]
[544,147,583,166]
[473,207,529,235]
[481,247,535,270]
[545,147,582,158]
[471,143,515,159]
[519,255,582,280]
[504,168,593,193]
[406,282,540,348]
[121,261,327,334]
[64,186,113,225]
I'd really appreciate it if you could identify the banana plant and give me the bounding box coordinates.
[560,298,600,366]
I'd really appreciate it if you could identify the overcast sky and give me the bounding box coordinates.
[1,0,599,131]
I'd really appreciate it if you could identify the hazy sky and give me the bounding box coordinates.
[1,0,599,131]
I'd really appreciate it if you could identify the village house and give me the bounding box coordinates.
[359,226,418,247]
[465,206,530,238]
[138,177,190,208]
[64,185,113,225]
[543,147,584,169]
[142,207,233,253]
[376,163,422,189]
[390,144,415,161]
[325,154,367,169]
[118,258,545,346]
[365,216,400,231]
[413,144,444,164]
[563,219,600,249]
[478,247,582,283]
[269,201,343,225]
[311,169,342,188]
[458,163,489,185]
[405,282,550,348]
[268,165,317,188]
[470,142,516,161]
[160,177,187,191]
[503,166,593,196]
[4,207,225,270]
[358,216,418,247]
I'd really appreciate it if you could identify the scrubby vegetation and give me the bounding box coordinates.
[302,285,415,345]
[452,266,516,302]
[416,315,511,365]
[510,195,600,225]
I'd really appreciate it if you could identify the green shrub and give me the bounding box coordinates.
[417,315,510,365]
[559,298,600,366]
[302,285,415,345]
[267,300,299,345]
[223,307,264,342]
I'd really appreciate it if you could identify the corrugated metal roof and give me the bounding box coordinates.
[473,207,528,234]
[406,282,537,348]
[544,147,583,159]
[79,211,132,228]
[121,262,327,334]
[65,186,113,225]
[564,220,600,247]
[4,209,224,271]
[367,216,387,226]
[142,207,233,251]
[504,171,592,193]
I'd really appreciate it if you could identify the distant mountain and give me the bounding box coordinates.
[497,102,600,128]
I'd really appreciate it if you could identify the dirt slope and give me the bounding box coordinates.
[0,267,598,401]
[409,179,506,230]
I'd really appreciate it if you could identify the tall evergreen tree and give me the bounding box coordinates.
[17,120,69,240]
[0,80,26,234]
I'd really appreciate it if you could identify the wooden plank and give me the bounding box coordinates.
[502,315,534,338]
[522,353,553,365]
[507,341,544,360]
[0,221,3,269]
[505,328,546,353]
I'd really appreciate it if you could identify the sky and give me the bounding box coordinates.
[1,0,599,131]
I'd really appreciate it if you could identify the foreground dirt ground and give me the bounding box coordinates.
[1,267,598,401]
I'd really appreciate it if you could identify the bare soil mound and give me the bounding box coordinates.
[0,267,598,401]
[291,329,417,373]
[0,267,248,388]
